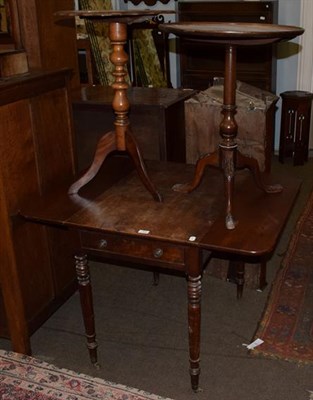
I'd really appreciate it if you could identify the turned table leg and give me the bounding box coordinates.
[234,261,245,300]
[228,259,268,298]
[186,247,202,392]
[75,253,98,366]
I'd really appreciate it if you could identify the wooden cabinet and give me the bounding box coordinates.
[178,0,278,91]
[0,0,81,353]
[0,69,78,353]
[279,91,313,165]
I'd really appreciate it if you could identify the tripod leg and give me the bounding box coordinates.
[125,128,162,202]
[68,131,116,195]
[173,151,220,193]
[236,151,283,194]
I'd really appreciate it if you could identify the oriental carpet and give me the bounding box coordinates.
[0,350,172,400]
[253,186,313,363]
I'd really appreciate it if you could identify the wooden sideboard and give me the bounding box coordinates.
[178,0,278,91]
[0,69,78,353]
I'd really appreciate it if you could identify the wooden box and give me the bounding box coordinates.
[185,80,279,172]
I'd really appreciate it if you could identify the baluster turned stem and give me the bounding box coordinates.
[219,45,238,230]
[109,22,129,151]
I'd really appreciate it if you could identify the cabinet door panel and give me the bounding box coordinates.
[31,88,76,191]
[0,70,77,347]
[13,222,54,321]
[0,101,39,208]
[0,101,54,322]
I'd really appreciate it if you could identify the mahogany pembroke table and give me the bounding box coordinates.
[19,159,300,392]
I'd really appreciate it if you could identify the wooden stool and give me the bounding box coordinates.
[279,90,313,166]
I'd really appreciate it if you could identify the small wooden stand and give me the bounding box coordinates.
[160,22,304,230]
[279,90,313,166]
[56,11,172,202]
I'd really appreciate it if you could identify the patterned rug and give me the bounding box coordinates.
[253,187,313,363]
[0,350,173,400]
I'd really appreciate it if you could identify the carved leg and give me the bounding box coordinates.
[68,131,116,195]
[75,254,98,366]
[173,151,220,193]
[125,128,162,202]
[186,248,202,392]
[236,150,283,194]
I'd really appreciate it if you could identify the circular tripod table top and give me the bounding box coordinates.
[55,9,174,23]
[159,22,304,45]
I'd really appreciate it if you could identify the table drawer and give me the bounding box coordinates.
[80,231,186,266]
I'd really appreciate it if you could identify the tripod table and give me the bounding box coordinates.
[55,10,172,202]
[159,22,304,229]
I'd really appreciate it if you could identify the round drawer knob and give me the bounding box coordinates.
[153,248,163,258]
[98,239,107,249]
